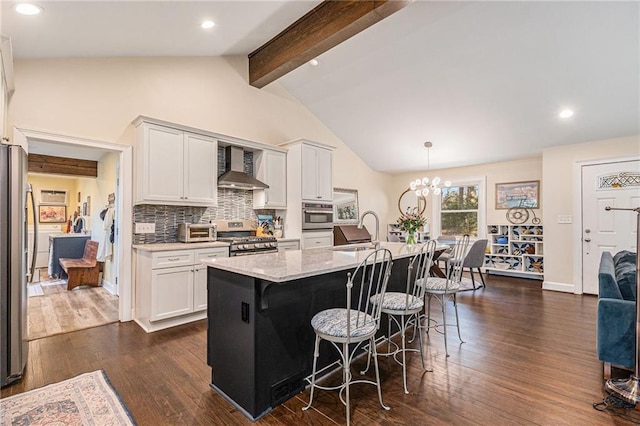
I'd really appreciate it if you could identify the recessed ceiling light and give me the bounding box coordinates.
[559,109,574,118]
[15,3,42,15]
[201,20,215,29]
[309,59,319,67]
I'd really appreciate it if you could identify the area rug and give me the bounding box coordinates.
[0,370,136,425]
[39,279,68,287]
[459,278,483,291]
[27,284,44,298]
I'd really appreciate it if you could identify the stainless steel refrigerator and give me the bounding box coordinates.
[1,143,37,387]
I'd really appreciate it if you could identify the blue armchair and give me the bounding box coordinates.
[597,250,637,378]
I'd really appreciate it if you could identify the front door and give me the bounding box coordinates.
[581,160,640,294]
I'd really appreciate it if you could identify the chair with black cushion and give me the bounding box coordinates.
[420,234,470,356]
[463,239,488,289]
[369,239,436,394]
[303,248,393,425]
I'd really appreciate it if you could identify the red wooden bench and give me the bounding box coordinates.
[59,240,101,291]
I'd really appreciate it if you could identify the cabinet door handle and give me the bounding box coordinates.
[167,257,181,261]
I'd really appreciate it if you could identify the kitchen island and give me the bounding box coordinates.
[203,242,443,420]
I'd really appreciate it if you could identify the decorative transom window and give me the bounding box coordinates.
[598,172,640,190]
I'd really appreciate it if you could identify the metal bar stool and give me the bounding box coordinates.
[368,239,437,394]
[420,234,470,356]
[303,248,393,425]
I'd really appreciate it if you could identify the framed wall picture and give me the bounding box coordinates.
[39,189,68,205]
[333,188,359,224]
[495,180,540,209]
[39,205,67,223]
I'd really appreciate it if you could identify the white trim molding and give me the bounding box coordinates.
[572,154,640,295]
[14,127,133,322]
[432,176,487,238]
[543,281,575,293]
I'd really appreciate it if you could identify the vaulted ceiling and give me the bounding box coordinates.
[3,1,638,172]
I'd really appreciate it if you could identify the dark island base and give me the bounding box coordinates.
[207,257,411,420]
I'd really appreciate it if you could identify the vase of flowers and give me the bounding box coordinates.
[397,208,427,246]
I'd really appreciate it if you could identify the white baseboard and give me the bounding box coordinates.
[102,279,117,296]
[134,311,207,333]
[543,281,575,293]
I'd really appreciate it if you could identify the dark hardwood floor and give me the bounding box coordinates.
[2,274,634,425]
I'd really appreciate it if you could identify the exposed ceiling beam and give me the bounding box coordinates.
[249,0,412,88]
[28,154,98,177]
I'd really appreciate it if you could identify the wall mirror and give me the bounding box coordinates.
[398,188,426,216]
[333,188,359,224]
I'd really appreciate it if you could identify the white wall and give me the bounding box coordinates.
[542,134,640,291]
[389,157,543,232]
[9,57,391,220]
[9,56,392,303]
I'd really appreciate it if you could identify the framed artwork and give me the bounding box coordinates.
[333,188,359,224]
[86,196,91,216]
[39,205,67,223]
[39,189,67,205]
[82,202,88,216]
[495,180,540,209]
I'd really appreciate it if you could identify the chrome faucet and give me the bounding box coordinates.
[358,210,379,244]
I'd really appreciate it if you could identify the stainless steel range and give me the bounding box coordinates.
[214,220,278,256]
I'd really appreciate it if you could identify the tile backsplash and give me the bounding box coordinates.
[133,147,274,244]
[133,189,275,244]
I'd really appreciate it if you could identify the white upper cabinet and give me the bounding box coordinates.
[135,121,217,206]
[300,143,333,202]
[183,133,218,204]
[253,149,287,208]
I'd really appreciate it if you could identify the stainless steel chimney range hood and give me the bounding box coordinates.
[217,145,269,190]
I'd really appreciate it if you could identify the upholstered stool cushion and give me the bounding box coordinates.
[370,292,423,312]
[311,308,376,338]
[422,277,460,291]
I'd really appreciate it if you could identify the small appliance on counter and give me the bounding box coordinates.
[178,223,217,243]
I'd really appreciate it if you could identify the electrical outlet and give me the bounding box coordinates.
[135,222,156,233]
[557,215,572,224]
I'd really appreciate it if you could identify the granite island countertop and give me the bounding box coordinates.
[202,242,448,283]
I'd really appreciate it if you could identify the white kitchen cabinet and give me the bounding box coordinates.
[277,240,300,252]
[301,143,333,202]
[134,121,217,206]
[279,139,335,241]
[150,265,194,321]
[253,149,287,208]
[193,248,227,312]
[302,231,333,249]
[135,245,229,332]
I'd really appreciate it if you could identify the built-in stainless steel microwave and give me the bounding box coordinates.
[178,223,217,243]
[302,203,333,230]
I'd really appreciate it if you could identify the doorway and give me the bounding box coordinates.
[580,159,640,294]
[13,127,133,326]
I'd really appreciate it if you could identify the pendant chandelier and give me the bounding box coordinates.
[409,141,451,196]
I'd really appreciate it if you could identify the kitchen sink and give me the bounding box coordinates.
[330,243,377,252]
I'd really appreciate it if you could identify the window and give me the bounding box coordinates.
[440,185,479,236]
